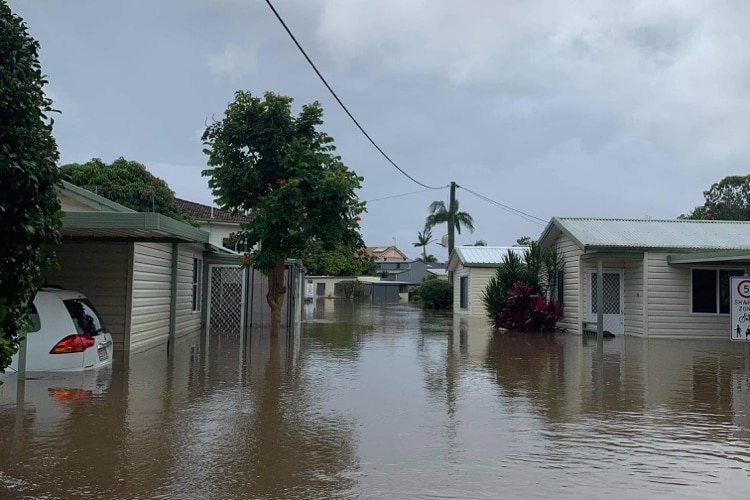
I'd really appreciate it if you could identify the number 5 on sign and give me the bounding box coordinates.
[730,276,750,342]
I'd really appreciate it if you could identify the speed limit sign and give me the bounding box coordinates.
[730,276,750,341]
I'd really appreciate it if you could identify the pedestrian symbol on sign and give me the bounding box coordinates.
[730,276,750,342]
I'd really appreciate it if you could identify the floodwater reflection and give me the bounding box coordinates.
[1,303,750,499]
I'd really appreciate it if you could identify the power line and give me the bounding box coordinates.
[264,0,446,191]
[458,185,548,226]
[366,188,440,203]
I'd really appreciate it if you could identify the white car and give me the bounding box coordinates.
[5,287,114,373]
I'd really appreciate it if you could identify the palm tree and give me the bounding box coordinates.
[412,227,434,260]
[425,199,474,255]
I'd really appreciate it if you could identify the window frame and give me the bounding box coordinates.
[459,275,469,309]
[690,267,745,314]
[192,257,203,313]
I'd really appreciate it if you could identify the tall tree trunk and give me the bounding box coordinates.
[266,258,287,337]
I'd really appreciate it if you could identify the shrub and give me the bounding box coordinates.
[481,250,527,321]
[417,279,453,309]
[482,243,563,323]
[335,280,365,300]
[495,282,563,333]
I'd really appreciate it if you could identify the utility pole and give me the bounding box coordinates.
[448,181,456,283]
[448,181,456,256]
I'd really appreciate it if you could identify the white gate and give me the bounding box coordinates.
[588,270,624,335]
[207,264,246,335]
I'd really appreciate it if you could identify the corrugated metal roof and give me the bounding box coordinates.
[454,246,527,266]
[554,217,750,250]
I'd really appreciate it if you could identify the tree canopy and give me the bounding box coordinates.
[681,175,750,221]
[303,242,377,276]
[60,157,195,225]
[412,227,434,261]
[202,91,365,334]
[0,0,63,373]
[425,198,474,258]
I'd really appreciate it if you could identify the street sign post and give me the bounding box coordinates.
[730,276,750,342]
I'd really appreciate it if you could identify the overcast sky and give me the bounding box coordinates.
[10,0,750,260]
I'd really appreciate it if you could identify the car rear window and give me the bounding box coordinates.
[29,304,41,332]
[63,299,107,336]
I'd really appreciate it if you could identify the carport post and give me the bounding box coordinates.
[597,256,604,340]
[17,333,27,379]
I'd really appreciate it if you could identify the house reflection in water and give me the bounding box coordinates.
[480,327,750,432]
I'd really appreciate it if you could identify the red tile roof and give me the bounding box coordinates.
[175,198,252,223]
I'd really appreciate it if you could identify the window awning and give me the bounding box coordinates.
[668,250,750,265]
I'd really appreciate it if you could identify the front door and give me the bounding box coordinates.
[588,270,624,335]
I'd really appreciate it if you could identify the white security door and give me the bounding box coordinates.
[207,264,246,335]
[588,270,624,335]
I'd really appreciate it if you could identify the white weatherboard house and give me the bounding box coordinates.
[538,217,750,339]
[447,246,528,318]
[53,181,210,353]
[50,182,304,355]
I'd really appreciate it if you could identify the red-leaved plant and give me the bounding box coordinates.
[495,281,563,333]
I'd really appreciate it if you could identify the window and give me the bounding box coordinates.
[192,258,203,312]
[63,299,106,335]
[459,276,468,309]
[29,303,41,332]
[556,269,564,306]
[692,268,744,314]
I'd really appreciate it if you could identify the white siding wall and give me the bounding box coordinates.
[623,259,644,336]
[555,234,583,334]
[198,221,240,249]
[645,252,731,339]
[453,264,496,317]
[131,243,173,352]
[131,243,204,352]
[44,242,130,351]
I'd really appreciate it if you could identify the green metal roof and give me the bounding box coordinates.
[62,212,209,243]
[539,217,750,251]
[58,181,210,243]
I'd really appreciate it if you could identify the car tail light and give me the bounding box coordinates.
[49,334,96,354]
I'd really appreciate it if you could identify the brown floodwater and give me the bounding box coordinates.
[2,301,750,499]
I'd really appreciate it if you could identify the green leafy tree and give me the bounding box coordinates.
[412,227,434,260]
[515,236,532,246]
[60,157,195,225]
[682,175,750,220]
[202,91,365,336]
[0,1,63,373]
[473,239,487,246]
[425,200,475,251]
[303,242,376,276]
